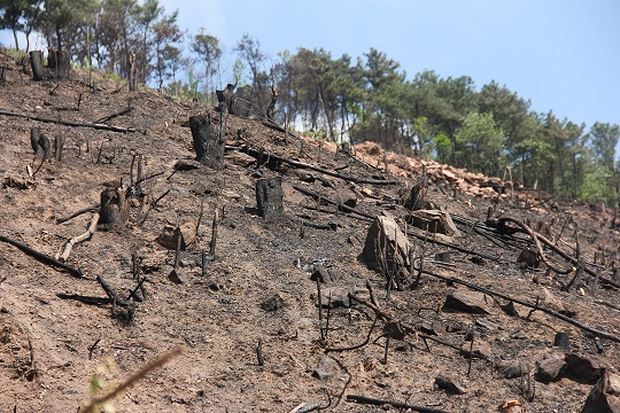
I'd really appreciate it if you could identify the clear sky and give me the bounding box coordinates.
[158,0,619,131]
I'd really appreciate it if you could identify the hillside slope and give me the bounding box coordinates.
[0,65,619,412]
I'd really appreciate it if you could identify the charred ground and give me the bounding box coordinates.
[0,61,619,413]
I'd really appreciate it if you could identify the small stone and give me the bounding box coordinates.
[312,356,338,380]
[168,269,184,284]
[418,321,440,336]
[517,249,540,268]
[442,290,490,314]
[501,301,519,317]
[157,222,196,250]
[383,320,406,340]
[580,370,620,413]
[535,354,566,383]
[310,265,331,283]
[498,399,525,413]
[260,294,285,312]
[208,282,222,292]
[319,287,366,308]
[504,365,528,379]
[460,340,492,359]
[435,374,467,395]
[335,189,357,209]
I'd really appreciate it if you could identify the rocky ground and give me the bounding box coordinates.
[0,58,619,412]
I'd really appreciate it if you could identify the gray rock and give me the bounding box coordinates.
[504,364,528,379]
[261,294,285,312]
[442,290,491,314]
[435,374,467,395]
[535,354,566,383]
[312,356,338,380]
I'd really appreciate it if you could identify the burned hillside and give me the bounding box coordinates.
[0,59,619,413]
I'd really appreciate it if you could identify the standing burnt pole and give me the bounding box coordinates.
[29,50,45,81]
[255,177,284,222]
[189,114,225,169]
[99,187,129,228]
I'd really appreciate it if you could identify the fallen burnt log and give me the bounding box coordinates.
[0,234,83,277]
[56,293,115,306]
[228,145,399,186]
[0,109,137,133]
[416,267,620,343]
[346,395,451,413]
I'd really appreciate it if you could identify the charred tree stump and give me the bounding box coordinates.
[0,66,6,85]
[53,135,64,162]
[189,115,225,169]
[47,48,70,80]
[255,177,284,222]
[128,53,137,92]
[266,84,278,121]
[30,127,50,159]
[404,178,428,210]
[29,50,45,81]
[216,82,236,113]
[99,188,128,228]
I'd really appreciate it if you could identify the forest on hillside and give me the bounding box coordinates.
[1,0,619,207]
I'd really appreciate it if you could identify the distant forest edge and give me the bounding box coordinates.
[1,0,619,207]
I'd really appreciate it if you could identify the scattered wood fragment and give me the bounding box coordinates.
[56,204,100,224]
[56,293,114,306]
[95,101,132,124]
[56,213,99,261]
[346,395,451,413]
[0,234,83,277]
[228,145,398,185]
[0,109,137,133]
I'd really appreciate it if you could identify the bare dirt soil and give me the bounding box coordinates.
[0,62,619,413]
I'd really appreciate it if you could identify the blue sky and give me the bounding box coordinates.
[1,0,618,132]
[158,0,619,131]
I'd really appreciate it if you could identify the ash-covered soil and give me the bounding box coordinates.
[0,65,619,413]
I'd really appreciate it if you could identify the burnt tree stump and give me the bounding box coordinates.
[189,115,225,169]
[47,48,70,80]
[53,135,64,161]
[256,177,283,222]
[99,188,128,228]
[29,50,45,81]
[30,127,50,159]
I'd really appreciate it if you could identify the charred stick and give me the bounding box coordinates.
[0,235,83,277]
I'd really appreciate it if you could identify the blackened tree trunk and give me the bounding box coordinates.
[29,50,45,81]
[47,49,70,80]
[255,177,284,222]
[99,188,128,228]
[189,115,225,169]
